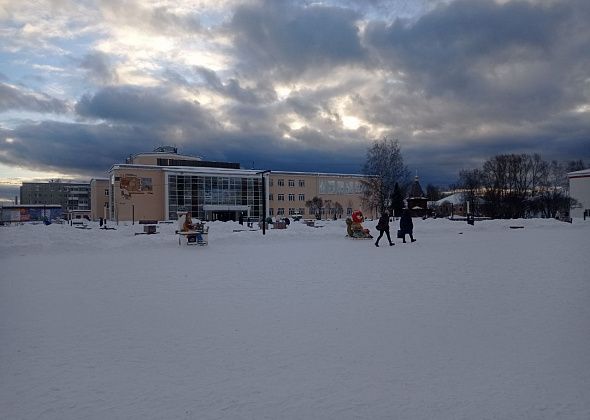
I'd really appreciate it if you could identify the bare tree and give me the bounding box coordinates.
[305,196,323,220]
[362,137,409,214]
[535,160,574,218]
[461,153,573,219]
[425,184,442,201]
[566,160,586,173]
[458,168,483,214]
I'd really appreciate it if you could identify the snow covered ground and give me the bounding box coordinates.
[1,218,589,419]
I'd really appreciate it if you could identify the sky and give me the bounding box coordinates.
[1,0,589,202]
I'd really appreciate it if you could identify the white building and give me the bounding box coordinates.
[568,169,590,219]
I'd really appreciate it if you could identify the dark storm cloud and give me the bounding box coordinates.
[0,121,162,176]
[75,85,217,128]
[0,117,367,179]
[193,66,277,104]
[182,130,366,175]
[364,0,590,120]
[2,0,589,188]
[0,83,68,114]
[80,52,118,85]
[229,0,366,79]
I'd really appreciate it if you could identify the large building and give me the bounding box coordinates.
[90,147,371,222]
[90,178,110,220]
[100,147,266,222]
[20,181,91,215]
[267,171,369,219]
[568,169,590,219]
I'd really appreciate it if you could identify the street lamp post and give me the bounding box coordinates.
[257,170,271,235]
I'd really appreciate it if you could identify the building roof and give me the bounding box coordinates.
[435,192,465,205]
[127,145,203,163]
[128,152,203,162]
[568,168,590,178]
[109,164,267,177]
[407,176,425,198]
[269,170,367,178]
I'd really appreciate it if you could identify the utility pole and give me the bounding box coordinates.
[257,170,271,235]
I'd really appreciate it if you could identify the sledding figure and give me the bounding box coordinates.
[346,210,373,239]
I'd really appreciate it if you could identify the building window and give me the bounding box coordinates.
[104,189,109,196]
[269,208,274,216]
[288,208,296,215]
[269,179,273,187]
[278,194,285,201]
[277,208,285,215]
[299,180,305,187]
[347,208,353,215]
[288,180,295,187]
[298,194,305,201]
[166,174,263,221]
[299,207,305,215]
[288,194,295,201]
[269,194,273,201]
[278,179,284,186]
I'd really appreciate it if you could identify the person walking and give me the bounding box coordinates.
[375,211,394,247]
[399,209,416,243]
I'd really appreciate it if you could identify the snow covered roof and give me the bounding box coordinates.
[435,192,465,205]
[568,168,590,178]
[270,170,367,178]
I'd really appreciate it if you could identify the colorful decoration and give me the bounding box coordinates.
[346,210,373,239]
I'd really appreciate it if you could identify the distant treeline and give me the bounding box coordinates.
[455,155,586,219]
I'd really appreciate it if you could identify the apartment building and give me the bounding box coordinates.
[20,181,91,214]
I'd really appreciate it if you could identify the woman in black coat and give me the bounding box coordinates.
[375,211,394,247]
[399,209,416,243]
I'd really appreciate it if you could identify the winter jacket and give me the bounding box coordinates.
[376,214,390,232]
[400,213,413,233]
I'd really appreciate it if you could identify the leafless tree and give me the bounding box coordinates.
[362,137,409,214]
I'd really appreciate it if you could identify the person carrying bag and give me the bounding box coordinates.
[375,211,394,247]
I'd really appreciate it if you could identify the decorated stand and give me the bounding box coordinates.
[346,210,373,239]
[177,212,209,246]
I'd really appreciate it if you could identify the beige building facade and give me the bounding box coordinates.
[268,171,370,219]
[90,178,110,220]
[91,147,371,223]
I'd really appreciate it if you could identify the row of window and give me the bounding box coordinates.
[269,179,305,187]
[268,208,354,216]
[269,193,305,201]
[269,208,305,216]
[167,174,263,220]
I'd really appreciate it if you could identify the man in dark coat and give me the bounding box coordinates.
[375,211,394,247]
[400,209,416,243]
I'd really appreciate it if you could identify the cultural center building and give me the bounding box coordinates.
[91,146,371,222]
